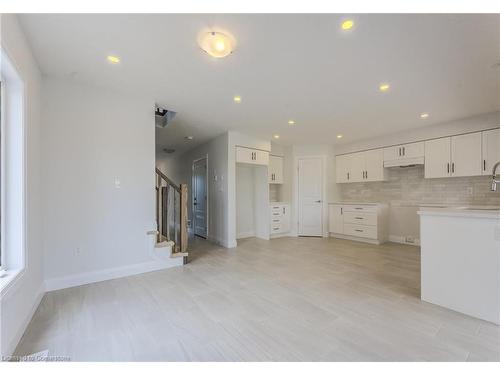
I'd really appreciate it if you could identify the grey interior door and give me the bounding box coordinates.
[193,158,207,238]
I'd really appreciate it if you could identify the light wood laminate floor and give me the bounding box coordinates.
[15,237,500,361]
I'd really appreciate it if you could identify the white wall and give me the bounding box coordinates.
[156,132,229,246]
[42,78,158,284]
[0,14,43,358]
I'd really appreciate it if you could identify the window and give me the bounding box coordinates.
[0,47,25,284]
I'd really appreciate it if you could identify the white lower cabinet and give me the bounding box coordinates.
[328,203,388,244]
[270,203,290,236]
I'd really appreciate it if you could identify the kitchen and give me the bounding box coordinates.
[331,112,500,324]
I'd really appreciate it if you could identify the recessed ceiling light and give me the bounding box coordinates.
[420,113,429,119]
[341,19,354,31]
[107,55,120,64]
[233,96,241,103]
[198,31,235,58]
[185,136,194,140]
[379,83,390,92]
[337,134,343,139]
[273,134,280,139]
[288,120,295,125]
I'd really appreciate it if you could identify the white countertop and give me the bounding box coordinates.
[418,206,500,219]
[269,201,289,206]
[329,202,382,206]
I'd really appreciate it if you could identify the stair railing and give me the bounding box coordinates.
[155,168,188,254]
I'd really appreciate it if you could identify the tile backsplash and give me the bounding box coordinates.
[339,166,500,206]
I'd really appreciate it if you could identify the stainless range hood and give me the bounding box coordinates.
[384,156,424,168]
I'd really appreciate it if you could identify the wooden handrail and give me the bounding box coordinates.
[155,168,188,258]
[155,167,181,193]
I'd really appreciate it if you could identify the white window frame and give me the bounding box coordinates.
[0,46,26,290]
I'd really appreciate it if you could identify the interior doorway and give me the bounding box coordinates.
[192,157,208,238]
[297,156,324,236]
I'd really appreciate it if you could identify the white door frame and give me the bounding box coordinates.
[192,155,209,238]
[293,155,328,237]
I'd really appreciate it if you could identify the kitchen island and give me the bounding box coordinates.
[418,206,500,324]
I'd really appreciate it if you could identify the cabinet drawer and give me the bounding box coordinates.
[270,208,282,218]
[343,205,378,213]
[343,224,377,239]
[343,211,377,226]
[271,223,283,233]
[271,216,282,225]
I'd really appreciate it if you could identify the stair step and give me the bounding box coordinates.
[155,240,174,248]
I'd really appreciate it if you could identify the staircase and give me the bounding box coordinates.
[155,168,189,263]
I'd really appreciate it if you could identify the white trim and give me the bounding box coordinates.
[330,232,382,245]
[237,230,255,239]
[2,283,44,357]
[44,258,183,292]
[388,234,421,246]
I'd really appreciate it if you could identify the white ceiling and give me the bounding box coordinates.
[19,14,500,156]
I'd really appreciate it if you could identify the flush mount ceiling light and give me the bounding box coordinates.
[420,113,429,119]
[184,136,194,140]
[198,31,235,58]
[107,55,121,64]
[337,134,343,139]
[341,19,355,31]
[288,120,295,125]
[379,83,390,92]
[233,96,242,103]
[273,134,280,139]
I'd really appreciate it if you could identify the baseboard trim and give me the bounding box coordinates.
[388,235,421,246]
[3,284,45,358]
[330,233,383,245]
[44,258,183,292]
[237,231,255,239]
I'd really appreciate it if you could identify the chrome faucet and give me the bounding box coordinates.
[492,161,500,192]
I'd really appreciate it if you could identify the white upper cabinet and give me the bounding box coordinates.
[482,128,500,176]
[425,133,482,179]
[268,155,284,184]
[364,149,386,182]
[349,152,366,182]
[425,137,452,178]
[383,141,424,161]
[335,154,350,183]
[236,146,269,166]
[450,133,482,177]
[335,149,387,183]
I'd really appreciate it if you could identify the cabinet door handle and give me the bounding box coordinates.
[355,217,364,220]
[283,207,285,214]
[347,172,350,180]
[452,162,455,174]
[447,163,450,174]
[398,147,401,156]
[403,147,405,156]
[483,160,486,171]
[340,207,343,214]
[365,171,368,179]
[355,229,363,232]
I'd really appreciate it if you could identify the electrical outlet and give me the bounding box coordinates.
[405,236,415,244]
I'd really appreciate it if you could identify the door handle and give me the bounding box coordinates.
[315,200,322,203]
